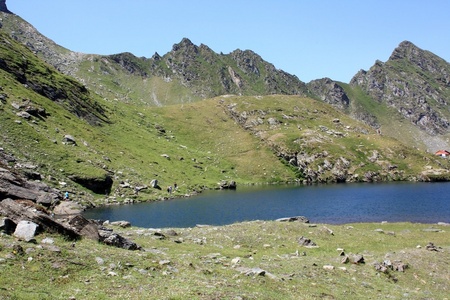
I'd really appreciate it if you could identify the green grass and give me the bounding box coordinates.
[0,221,448,299]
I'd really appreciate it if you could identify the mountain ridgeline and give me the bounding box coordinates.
[0,2,449,206]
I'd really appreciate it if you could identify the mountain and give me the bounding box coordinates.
[1,4,449,152]
[0,2,449,206]
[0,9,309,106]
[307,41,450,152]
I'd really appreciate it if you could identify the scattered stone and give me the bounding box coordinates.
[323,265,335,270]
[164,229,178,236]
[97,229,141,250]
[425,242,442,252]
[341,255,349,264]
[53,201,84,216]
[321,226,334,235]
[16,111,31,119]
[95,257,105,265]
[276,216,309,223]
[352,255,365,264]
[231,257,241,265]
[41,238,55,244]
[150,179,159,188]
[13,220,38,242]
[110,221,131,228]
[159,260,171,266]
[62,135,77,146]
[374,260,408,273]
[296,236,318,248]
[68,215,99,241]
[236,267,277,279]
[25,248,35,254]
[422,229,442,232]
[46,245,61,253]
[219,180,237,189]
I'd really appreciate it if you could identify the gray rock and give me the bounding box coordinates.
[53,201,83,216]
[95,257,105,265]
[276,216,309,223]
[41,238,55,244]
[110,220,131,228]
[67,215,99,241]
[296,236,318,248]
[236,267,277,279]
[98,229,141,250]
[150,179,159,188]
[46,245,61,253]
[62,135,77,145]
[13,220,39,242]
[353,255,365,264]
[164,229,178,236]
[0,217,16,234]
[16,111,31,119]
[0,199,79,240]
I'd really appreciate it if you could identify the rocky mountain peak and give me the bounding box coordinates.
[172,37,196,52]
[388,40,420,61]
[0,0,11,13]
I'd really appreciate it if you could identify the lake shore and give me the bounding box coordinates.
[1,220,448,299]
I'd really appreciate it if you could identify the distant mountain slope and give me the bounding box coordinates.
[0,31,107,125]
[0,10,309,106]
[308,41,450,152]
[1,3,449,152]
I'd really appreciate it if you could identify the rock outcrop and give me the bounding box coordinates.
[0,166,60,207]
[307,78,350,110]
[0,0,11,14]
[350,41,450,135]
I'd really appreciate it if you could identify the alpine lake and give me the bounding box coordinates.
[82,181,450,228]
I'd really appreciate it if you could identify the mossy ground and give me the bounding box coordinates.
[1,221,448,299]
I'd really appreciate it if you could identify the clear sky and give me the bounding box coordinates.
[6,0,450,83]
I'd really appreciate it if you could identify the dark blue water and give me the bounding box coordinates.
[83,182,450,228]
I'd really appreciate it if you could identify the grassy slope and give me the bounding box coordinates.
[0,221,448,299]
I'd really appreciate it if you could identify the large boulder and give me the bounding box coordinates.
[0,199,79,240]
[53,201,84,216]
[67,215,99,241]
[0,167,60,206]
[13,220,38,242]
[69,174,113,194]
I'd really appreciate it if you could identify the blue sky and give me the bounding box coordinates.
[7,0,450,83]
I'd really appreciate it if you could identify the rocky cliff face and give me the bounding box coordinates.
[307,78,349,110]
[0,0,10,14]
[0,8,86,76]
[350,41,450,135]
[149,38,309,98]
